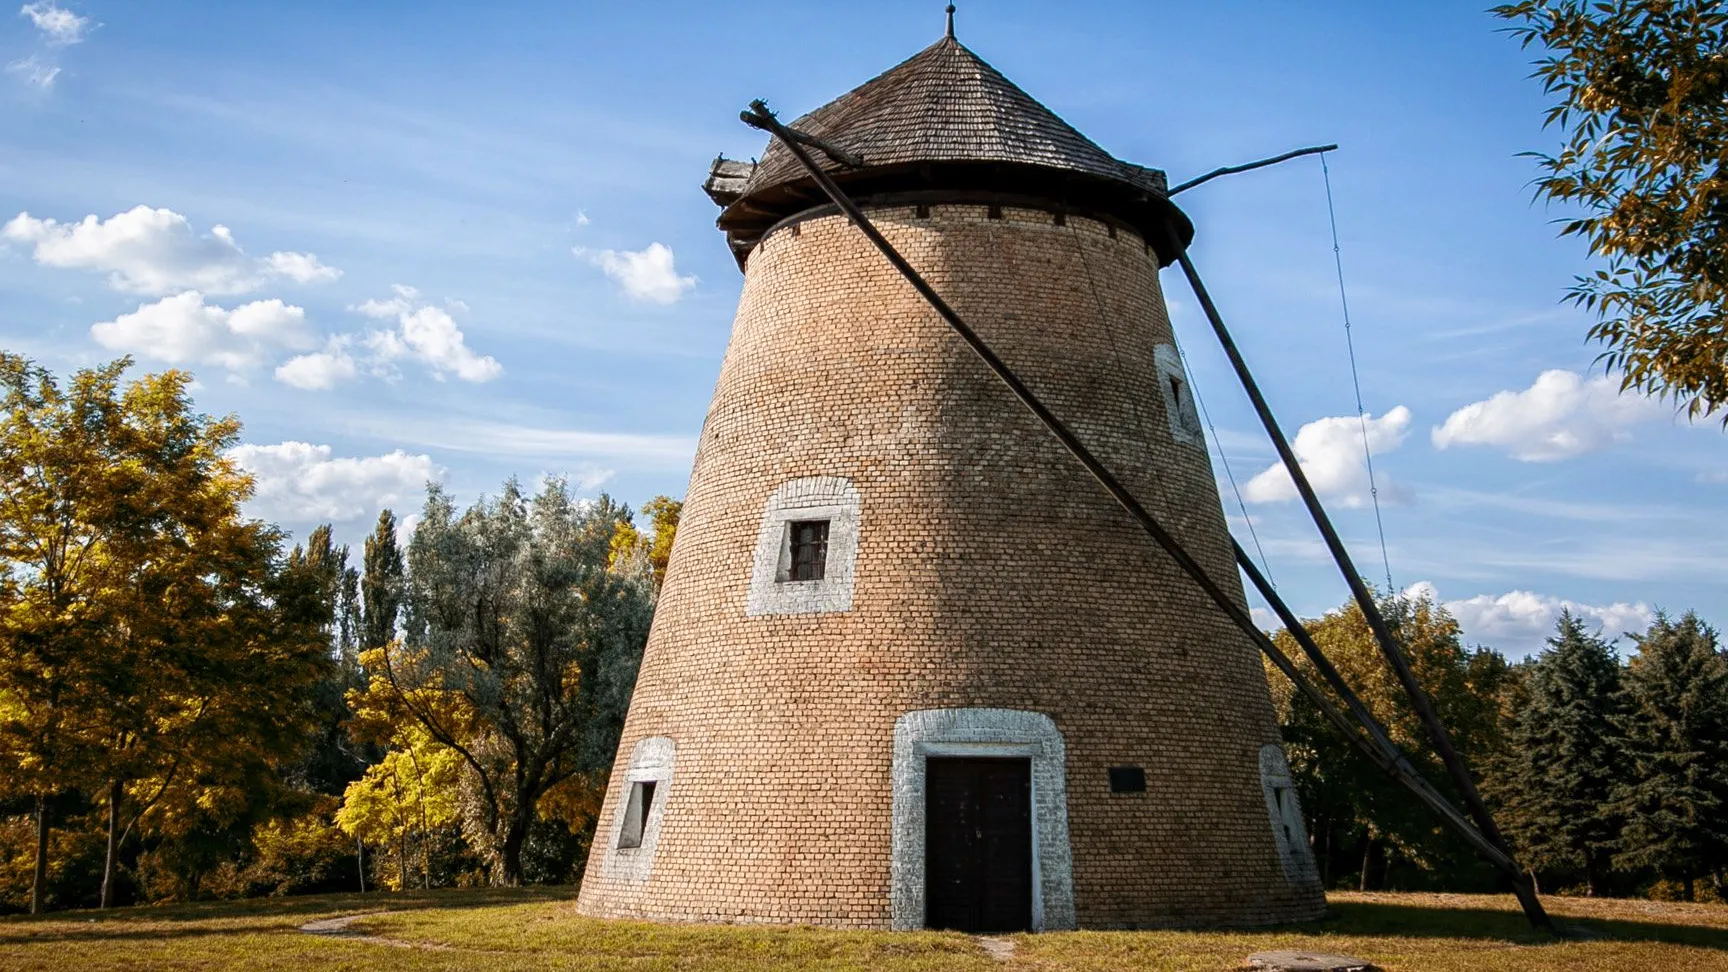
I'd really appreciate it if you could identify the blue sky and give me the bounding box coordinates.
[2,1,1721,657]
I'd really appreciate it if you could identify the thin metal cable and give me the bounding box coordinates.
[1065,220,1277,586]
[1321,152,1394,592]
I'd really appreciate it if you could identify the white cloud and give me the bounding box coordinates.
[1243,406,1412,507]
[20,2,89,45]
[227,442,442,523]
[3,206,340,295]
[6,53,57,88]
[1403,580,1653,654]
[351,285,501,383]
[91,292,315,374]
[274,339,359,390]
[577,242,695,304]
[264,250,342,284]
[10,3,89,90]
[1432,370,1664,462]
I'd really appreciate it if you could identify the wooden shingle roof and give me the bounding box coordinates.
[748,36,1165,199]
[713,35,1193,269]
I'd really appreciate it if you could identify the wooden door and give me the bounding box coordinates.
[924,757,1033,932]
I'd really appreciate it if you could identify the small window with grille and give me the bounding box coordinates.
[785,520,829,582]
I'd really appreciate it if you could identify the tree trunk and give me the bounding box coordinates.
[1683,874,1695,902]
[499,812,532,887]
[398,833,409,891]
[1584,852,1609,898]
[357,837,366,893]
[1358,831,1373,892]
[1320,821,1332,886]
[30,794,49,915]
[101,779,121,908]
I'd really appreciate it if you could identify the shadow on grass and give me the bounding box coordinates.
[1310,900,1728,951]
[0,885,573,944]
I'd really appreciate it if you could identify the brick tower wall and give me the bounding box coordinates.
[575,204,1326,928]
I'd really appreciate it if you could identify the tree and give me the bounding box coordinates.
[1494,1,1728,420]
[386,479,653,884]
[1497,611,1627,895]
[1610,611,1728,899]
[1269,589,1510,890]
[606,496,681,590]
[335,720,460,890]
[361,509,404,652]
[0,352,330,910]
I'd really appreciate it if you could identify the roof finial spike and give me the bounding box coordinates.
[944,3,956,39]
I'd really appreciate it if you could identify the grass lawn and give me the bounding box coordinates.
[1,888,1724,970]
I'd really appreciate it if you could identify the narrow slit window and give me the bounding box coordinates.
[1273,784,1296,847]
[787,520,830,582]
[618,780,656,849]
[1167,374,1201,437]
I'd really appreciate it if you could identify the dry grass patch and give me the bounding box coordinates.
[0,888,1724,971]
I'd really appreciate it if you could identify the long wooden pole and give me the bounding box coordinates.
[1165,236,1550,930]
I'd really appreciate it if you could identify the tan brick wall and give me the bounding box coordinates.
[575,204,1325,928]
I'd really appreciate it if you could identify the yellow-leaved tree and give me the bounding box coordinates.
[0,353,330,911]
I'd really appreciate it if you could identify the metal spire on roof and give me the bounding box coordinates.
[945,3,955,38]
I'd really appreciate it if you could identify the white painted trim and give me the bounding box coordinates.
[746,477,861,616]
[890,708,1075,931]
[1154,343,1205,447]
[601,736,676,882]
[1259,743,1320,887]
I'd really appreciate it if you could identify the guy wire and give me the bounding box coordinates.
[1321,152,1394,593]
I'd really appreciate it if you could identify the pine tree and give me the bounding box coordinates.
[1498,611,1626,895]
[1611,612,1728,900]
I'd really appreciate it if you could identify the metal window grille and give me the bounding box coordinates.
[788,520,829,581]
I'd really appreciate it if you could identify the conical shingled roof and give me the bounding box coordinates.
[712,34,1193,267]
[745,36,1166,199]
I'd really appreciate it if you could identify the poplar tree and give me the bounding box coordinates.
[1611,612,1728,900]
[1499,612,1626,895]
[361,509,403,652]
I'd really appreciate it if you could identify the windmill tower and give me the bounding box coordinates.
[575,21,1325,932]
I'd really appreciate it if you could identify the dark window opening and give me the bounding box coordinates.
[787,520,829,582]
[1167,375,1200,433]
[1273,785,1295,846]
[1108,766,1146,793]
[618,780,657,849]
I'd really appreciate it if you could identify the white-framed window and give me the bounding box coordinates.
[747,476,861,616]
[1154,344,1205,447]
[601,736,675,882]
[1259,743,1320,886]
